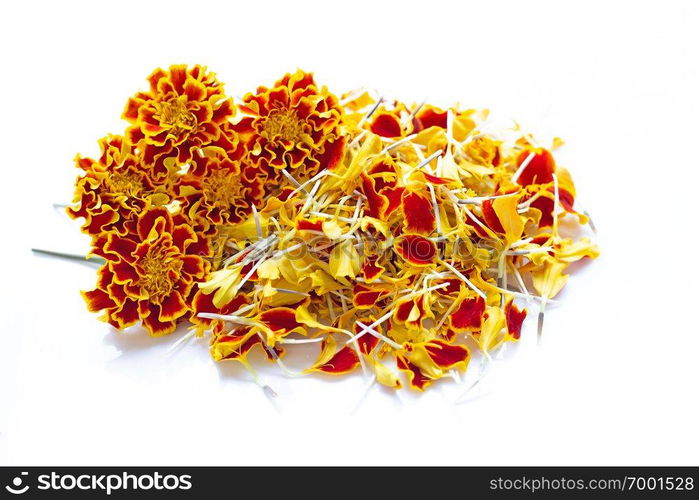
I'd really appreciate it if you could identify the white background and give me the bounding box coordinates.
[1,0,698,466]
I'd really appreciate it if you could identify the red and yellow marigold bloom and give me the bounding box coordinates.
[124,64,235,170]
[67,135,167,238]
[235,70,346,188]
[179,153,264,234]
[82,207,209,336]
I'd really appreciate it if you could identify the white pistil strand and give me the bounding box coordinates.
[339,90,365,106]
[380,133,417,155]
[457,192,519,204]
[401,100,425,128]
[454,355,491,404]
[510,151,536,184]
[584,210,598,233]
[166,330,196,354]
[251,204,262,240]
[280,169,307,194]
[357,97,383,127]
[428,183,441,235]
[351,374,377,414]
[435,295,461,331]
[460,205,495,237]
[286,169,334,199]
[506,247,553,256]
[512,266,533,305]
[394,282,449,304]
[196,304,256,323]
[299,180,322,217]
[241,358,278,398]
[354,320,403,351]
[348,129,368,149]
[417,149,442,170]
[256,286,310,297]
[552,173,560,237]
[537,306,546,346]
[278,337,324,344]
[440,260,487,300]
[344,310,395,346]
[309,211,354,224]
[234,248,274,295]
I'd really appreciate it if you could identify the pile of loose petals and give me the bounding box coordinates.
[69,65,598,391]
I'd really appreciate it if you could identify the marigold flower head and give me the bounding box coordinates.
[82,207,209,335]
[124,64,234,170]
[179,153,264,234]
[236,70,346,189]
[67,135,168,238]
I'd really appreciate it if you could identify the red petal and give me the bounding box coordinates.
[396,355,430,390]
[316,136,346,171]
[137,207,172,241]
[369,113,402,138]
[111,261,137,283]
[356,328,379,355]
[482,199,505,233]
[352,284,390,309]
[104,234,138,263]
[361,173,388,219]
[82,288,114,312]
[383,186,404,217]
[111,299,140,328]
[159,291,188,321]
[361,255,385,281]
[505,300,527,340]
[395,299,416,323]
[530,196,554,227]
[316,346,359,374]
[402,190,435,234]
[424,340,469,368]
[296,219,323,231]
[141,306,177,336]
[259,308,302,333]
[516,149,555,186]
[395,234,437,266]
[450,296,485,330]
[415,108,447,131]
[421,172,454,185]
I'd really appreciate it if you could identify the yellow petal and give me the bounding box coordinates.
[556,237,600,263]
[329,239,360,279]
[199,267,242,308]
[479,306,506,352]
[308,269,344,295]
[322,220,344,240]
[532,258,569,299]
[257,258,281,280]
[374,362,402,389]
[492,195,524,245]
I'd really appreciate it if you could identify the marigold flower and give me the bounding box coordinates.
[236,70,346,188]
[82,207,209,336]
[67,135,168,238]
[124,64,234,169]
[179,153,264,233]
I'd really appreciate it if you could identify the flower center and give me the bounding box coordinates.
[155,96,196,134]
[138,246,183,301]
[106,172,144,197]
[262,109,305,143]
[202,169,243,211]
